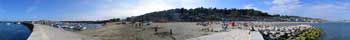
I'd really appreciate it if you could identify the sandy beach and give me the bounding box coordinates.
[79,22,219,40]
[78,22,316,40]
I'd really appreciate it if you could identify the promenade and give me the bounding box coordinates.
[186,29,264,40]
[27,24,97,40]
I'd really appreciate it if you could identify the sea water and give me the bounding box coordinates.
[0,22,31,40]
[311,22,350,40]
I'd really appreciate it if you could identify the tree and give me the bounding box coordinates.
[125,7,318,22]
[106,18,120,22]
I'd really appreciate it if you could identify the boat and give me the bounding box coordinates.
[16,22,21,24]
[6,23,11,25]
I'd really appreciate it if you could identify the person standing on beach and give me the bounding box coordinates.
[222,21,228,31]
[230,22,235,27]
[153,25,161,32]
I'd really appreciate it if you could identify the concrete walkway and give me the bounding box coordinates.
[250,31,264,40]
[27,24,97,40]
[186,29,264,40]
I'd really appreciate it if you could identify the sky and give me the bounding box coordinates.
[0,0,349,21]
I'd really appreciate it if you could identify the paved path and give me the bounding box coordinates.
[186,29,264,40]
[250,31,264,40]
[27,24,97,40]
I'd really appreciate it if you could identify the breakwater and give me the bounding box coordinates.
[21,22,34,32]
[252,24,321,40]
[289,28,322,40]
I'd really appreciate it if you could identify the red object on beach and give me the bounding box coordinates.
[230,22,235,26]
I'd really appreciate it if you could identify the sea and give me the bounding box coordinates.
[311,22,350,40]
[0,22,31,40]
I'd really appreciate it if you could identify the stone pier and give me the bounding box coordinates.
[27,24,97,40]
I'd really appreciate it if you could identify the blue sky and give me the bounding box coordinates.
[0,0,349,21]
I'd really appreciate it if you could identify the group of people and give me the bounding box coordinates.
[198,21,237,32]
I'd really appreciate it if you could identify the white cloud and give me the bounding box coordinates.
[129,0,178,16]
[180,0,214,8]
[302,2,350,21]
[243,4,267,12]
[267,0,302,15]
[243,4,257,9]
[265,0,350,21]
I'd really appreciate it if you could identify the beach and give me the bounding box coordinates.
[78,22,318,40]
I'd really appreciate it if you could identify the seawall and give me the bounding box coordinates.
[26,24,97,40]
[21,22,34,32]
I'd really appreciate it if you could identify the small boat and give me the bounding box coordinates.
[6,23,11,25]
[81,27,87,30]
[16,22,21,24]
[69,26,74,29]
